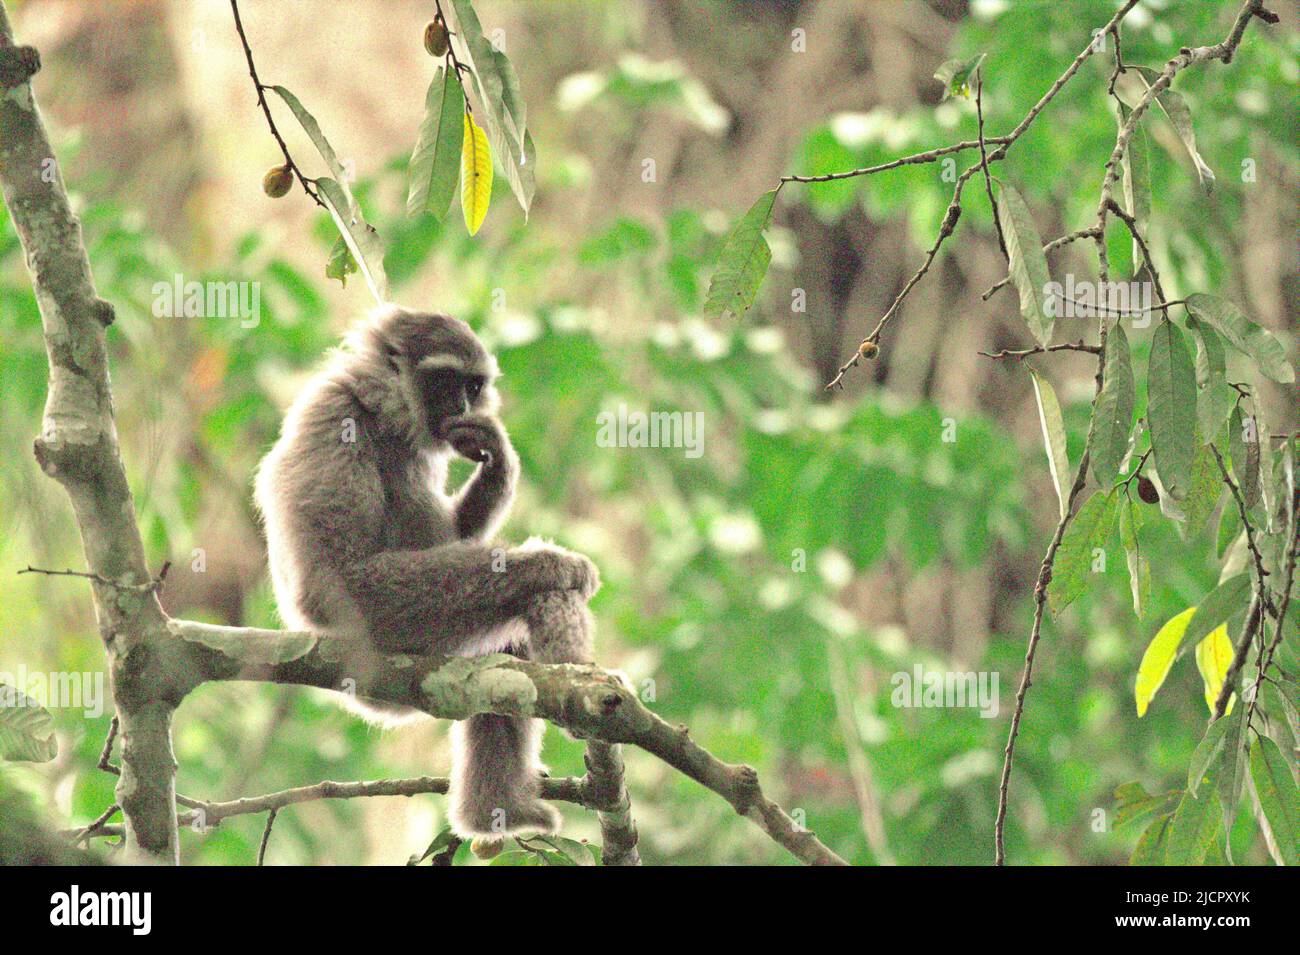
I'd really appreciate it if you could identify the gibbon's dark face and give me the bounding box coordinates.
[384,310,499,439]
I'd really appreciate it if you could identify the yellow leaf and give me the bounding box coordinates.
[1135,606,1195,717]
[460,111,492,236]
[1194,624,1235,716]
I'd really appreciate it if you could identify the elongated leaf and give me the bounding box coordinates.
[317,177,389,303]
[1048,490,1116,616]
[998,182,1054,347]
[1132,67,1214,190]
[1130,812,1173,865]
[1194,625,1234,716]
[1135,606,1194,717]
[0,683,58,762]
[1186,574,1251,648]
[1029,371,1069,518]
[445,0,536,214]
[1089,321,1135,484]
[934,53,985,100]
[1115,782,1180,830]
[1165,788,1222,865]
[1119,103,1151,272]
[1187,716,1231,798]
[1215,702,1249,863]
[1147,319,1197,499]
[1188,316,1226,388]
[460,112,493,236]
[1228,406,1261,509]
[407,66,466,220]
[269,86,357,207]
[325,233,357,287]
[1216,498,1241,558]
[1119,494,1150,618]
[704,189,777,319]
[1196,378,1236,445]
[1251,736,1300,866]
[1177,441,1223,535]
[1186,294,1294,384]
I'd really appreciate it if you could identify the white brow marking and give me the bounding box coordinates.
[418,354,468,372]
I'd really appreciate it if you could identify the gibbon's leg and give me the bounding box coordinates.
[449,640,560,839]
[523,589,594,664]
[447,592,594,838]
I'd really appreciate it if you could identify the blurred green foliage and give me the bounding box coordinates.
[0,0,1295,865]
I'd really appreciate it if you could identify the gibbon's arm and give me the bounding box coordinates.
[445,412,519,541]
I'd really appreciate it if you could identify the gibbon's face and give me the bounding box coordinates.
[387,311,499,441]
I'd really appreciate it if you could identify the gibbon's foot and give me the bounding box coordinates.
[470,837,506,860]
[449,795,561,840]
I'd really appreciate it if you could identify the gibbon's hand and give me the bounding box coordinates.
[444,413,511,470]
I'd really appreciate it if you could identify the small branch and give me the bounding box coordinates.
[19,561,170,595]
[1246,490,1298,728]
[980,341,1100,361]
[981,228,1100,300]
[256,809,277,866]
[228,0,325,207]
[975,76,1008,261]
[97,715,120,775]
[780,137,1008,185]
[1107,23,1127,97]
[582,741,641,866]
[1210,444,1274,615]
[68,804,119,845]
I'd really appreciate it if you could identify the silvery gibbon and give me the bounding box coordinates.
[256,305,598,839]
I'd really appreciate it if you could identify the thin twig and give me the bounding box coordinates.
[256,809,278,865]
[19,562,169,595]
[97,715,120,776]
[981,228,1100,300]
[779,137,1009,185]
[975,76,1007,261]
[229,0,325,207]
[980,341,1100,361]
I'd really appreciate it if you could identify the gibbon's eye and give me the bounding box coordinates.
[465,376,485,401]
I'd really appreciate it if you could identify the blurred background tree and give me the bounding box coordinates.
[0,0,1294,865]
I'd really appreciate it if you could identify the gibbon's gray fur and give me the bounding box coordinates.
[255,305,599,838]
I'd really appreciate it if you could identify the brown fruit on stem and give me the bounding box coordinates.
[1137,475,1159,504]
[858,340,879,359]
[262,164,293,199]
[424,18,449,56]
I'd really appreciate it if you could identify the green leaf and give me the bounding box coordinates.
[1122,513,1151,619]
[933,53,985,100]
[1119,103,1151,272]
[1216,500,1240,559]
[1196,379,1236,445]
[1194,625,1234,716]
[1165,788,1223,865]
[1186,716,1231,798]
[703,189,777,319]
[1114,782,1180,830]
[1186,294,1295,384]
[1089,321,1135,484]
[445,0,536,214]
[316,177,389,303]
[406,66,466,220]
[461,111,493,236]
[1132,68,1214,190]
[269,86,358,208]
[1177,441,1223,534]
[325,233,357,287]
[0,683,58,762]
[1048,490,1116,616]
[1147,319,1197,499]
[1214,702,1249,862]
[1028,371,1070,518]
[1251,737,1300,866]
[1185,573,1251,647]
[1228,406,1261,509]
[1135,606,1194,717]
[1188,316,1226,388]
[1130,812,1173,865]
[998,182,1054,347]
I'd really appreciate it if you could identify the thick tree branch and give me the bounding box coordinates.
[172,620,847,865]
[0,1,180,864]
